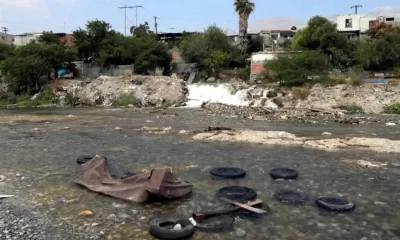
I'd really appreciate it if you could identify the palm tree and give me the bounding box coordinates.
[234,0,255,53]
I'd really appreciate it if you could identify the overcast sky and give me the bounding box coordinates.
[1,0,400,35]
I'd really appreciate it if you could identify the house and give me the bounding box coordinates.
[333,8,400,38]
[13,32,74,46]
[0,32,15,45]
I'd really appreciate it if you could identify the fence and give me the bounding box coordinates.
[73,62,134,79]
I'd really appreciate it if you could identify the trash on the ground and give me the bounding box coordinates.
[315,197,355,212]
[322,132,333,136]
[192,199,263,222]
[74,156,193,203]
[219,197,267,214]
[210,167,246,179]
[195,215,235,233]
[0,195,14,199]
[0,175,6,182]
[386,122,396,126]
[204,126,233,132]
[274,189,307,205]
[79,210,94,216]
[216,186,257,203]
[149,217,195,239]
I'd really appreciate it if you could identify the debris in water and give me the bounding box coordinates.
[115,127,122,131]
[386,122,396,126]
[204,126,232,132]
[0,195,13,199]
[79,210,94,216]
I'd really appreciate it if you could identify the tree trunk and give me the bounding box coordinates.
[238,13,249,53]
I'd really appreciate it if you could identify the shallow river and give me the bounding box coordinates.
[0,108,399,240]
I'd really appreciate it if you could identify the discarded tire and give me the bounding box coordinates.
[274,189,307,204]
[216,186,257,203]
[149,217,195,240]
[270,168,298,180]
[210,168,246,178]
[237,203,270,219]
[316,197,355,212]
[195,215,235,233]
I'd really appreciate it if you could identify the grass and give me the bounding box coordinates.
[292,87,310,100]
[383,103,400,114]
[64,92,79,106]
[114,92,140,107]
[344,103,365,114]
[0,88,59,107]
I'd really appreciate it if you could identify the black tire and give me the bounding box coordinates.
[195,215,234,233]
[210,168,246,179]
[149,217,195,240]
[76,155,107,165]
[237,203,270,219]
[216,186,257,203]
[316,197,355,212]
[270,168,298,180]
[274,189,307,204]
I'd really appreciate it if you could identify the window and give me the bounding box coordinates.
[386,17,395,22]
[345,19,353,28]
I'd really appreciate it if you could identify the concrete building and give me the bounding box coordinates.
[0,32,15,45]
[13,33,42,46]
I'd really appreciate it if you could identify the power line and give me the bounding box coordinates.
[351,5,363,14]
[118,5,143,36]
[154,16,159,34]
[2,27,8,34]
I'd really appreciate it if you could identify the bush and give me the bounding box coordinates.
[265,51,330,87]
[292,87,310,100]
[344,103,365,114]
[383,103,400,114]
[114,92,140,107]
[64,92,79,106]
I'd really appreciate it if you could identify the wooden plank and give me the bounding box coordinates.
[192,199,262,220]
[219,197,267,214]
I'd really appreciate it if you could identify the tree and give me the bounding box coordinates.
[265,51,330,87]
[0,42,14,62]
[204,50,228,77]
[38,31,61,45]
[0,42,74,93]
[130,22,155,38]
[234,0,255,53]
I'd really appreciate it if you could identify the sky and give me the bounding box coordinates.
[0,0,400,35]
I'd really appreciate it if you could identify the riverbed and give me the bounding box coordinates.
[0,108,399,240]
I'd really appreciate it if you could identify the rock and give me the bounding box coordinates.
[267,90,278,98]
[63,127,70,129]
[127,104,134,108]
[272,97,284,107]
[235,228,246,237]
[115,127,122,131]
[179,130,189,134]
[131,210,139,216]
[15,173,21,177]
[173,224,183,230]
[79,210,94,216]
[33,128,39,131]
[116,213,131,221]
[280,115,288,120]
[322,132,332,136]
[0,175,5,182]
[146,120,153,123]
[31,93,40,100]
[91,223,100,227]
[206,77,216,83]
[386,122,396,126]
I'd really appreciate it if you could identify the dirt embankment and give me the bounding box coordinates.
[294,84,400,114]
[55,75,188,107]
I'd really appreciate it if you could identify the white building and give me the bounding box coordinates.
[0,32,14,45]
[13,33,42,46]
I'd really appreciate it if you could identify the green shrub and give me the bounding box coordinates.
[383,103,400,114]
[345,103,365,114]
[64,92,79,106]
[265,50,330,87]
[292,87,310,100]
[114,92,140,107]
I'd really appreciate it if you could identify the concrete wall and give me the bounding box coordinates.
[0,33,14,44]
[73,62,134,79]
[336,15,362,32]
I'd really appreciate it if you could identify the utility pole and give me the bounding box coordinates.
[169,27,175,33]
[351,5,362,14]
[119,5,143,36]
[1,27,8,34]
[154,16,159,35]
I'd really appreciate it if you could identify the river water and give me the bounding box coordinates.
[0,108,399,240]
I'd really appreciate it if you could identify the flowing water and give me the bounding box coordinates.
[0,108,400,240]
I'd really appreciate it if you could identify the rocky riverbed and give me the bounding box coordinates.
[0,107,400,240]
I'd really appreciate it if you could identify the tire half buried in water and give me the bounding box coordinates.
[270,168,298,180]
[195,215,235,233]
[210,167,246,178]
[316,197,355,212]
[216,186,257,203]
[274,189,307,204]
